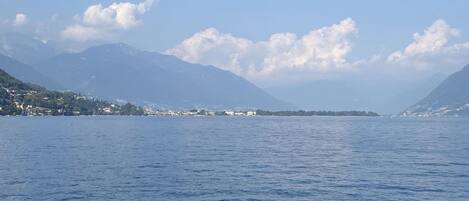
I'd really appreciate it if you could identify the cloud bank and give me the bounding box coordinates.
[168,18,469,83]
[388,19,469,69]
[62,0,155,42]
[167,18,358,79]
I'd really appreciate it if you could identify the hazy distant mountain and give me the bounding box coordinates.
[0,32,57,64]
[267,75,445,114]
[268,80,380,112]
[35,43,290,110]
[0,53,59,88]
[403,65,469,117]
[383,73,446,113]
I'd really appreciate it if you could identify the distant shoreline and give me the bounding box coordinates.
[0,109,380,117]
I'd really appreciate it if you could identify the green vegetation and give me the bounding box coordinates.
[120,103,144,115]
[0,69,143,116]
[256,110,379,117]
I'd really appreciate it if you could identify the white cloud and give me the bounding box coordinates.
[167,18,358,79]
[82,0,153,29]
[61,24,111,42]
[167,27,253,75]
[62,0,155,41]
[388,19,469,68]
[13,13,28,27]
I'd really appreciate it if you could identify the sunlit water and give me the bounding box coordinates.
[0,116,468,201]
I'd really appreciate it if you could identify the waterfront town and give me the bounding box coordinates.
[143,109,257,116]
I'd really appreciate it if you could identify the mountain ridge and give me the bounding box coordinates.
[34,43,291,110]
[0,53,60,89]
[402,64,469,116]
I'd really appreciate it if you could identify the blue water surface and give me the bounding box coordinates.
[0,116,468,201]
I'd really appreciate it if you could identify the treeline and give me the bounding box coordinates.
[256,110,379,117]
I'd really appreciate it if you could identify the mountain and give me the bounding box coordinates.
[403,65,469,117]
[382,73,446,113]
[0,53,60,89]
[0,67,143,116]
[266,74,445,114]
[267,80,381,112]
[35,43,289,110]
[0,32,57,64]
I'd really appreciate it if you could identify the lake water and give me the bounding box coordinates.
[0,116,468,201]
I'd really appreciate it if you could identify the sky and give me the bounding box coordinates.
[1,0,469,86]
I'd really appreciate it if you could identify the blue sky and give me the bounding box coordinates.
[150,0,469,59]
[1,0,469,85]
[2,0,468,52]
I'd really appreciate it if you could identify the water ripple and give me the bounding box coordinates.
[0,116,468,200]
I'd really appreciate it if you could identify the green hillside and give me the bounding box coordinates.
[0,68,143,116]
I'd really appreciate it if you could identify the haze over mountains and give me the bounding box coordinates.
[0,32,467,114]
[267,74,446,114]
[0,32,57,65]
[0,53,59,88]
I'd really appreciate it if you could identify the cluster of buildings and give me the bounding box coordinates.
[222,110,257,116]
[144,109,257,116]
[1,88,55,116]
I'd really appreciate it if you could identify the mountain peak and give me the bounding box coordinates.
[82,43,141,56]
[36,44,290,110]
[105,42,135,50]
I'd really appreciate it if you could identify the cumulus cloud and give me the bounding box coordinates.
[167,18,358,78]
[13,13,28,27]
[61,24,111,42]
[62,0,155,41]
[388,19,469,68]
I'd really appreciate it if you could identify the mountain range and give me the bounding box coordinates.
[267,74,445,114]
[1,32,467,114]
[31,43,290,110]
[403,65,469,117]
